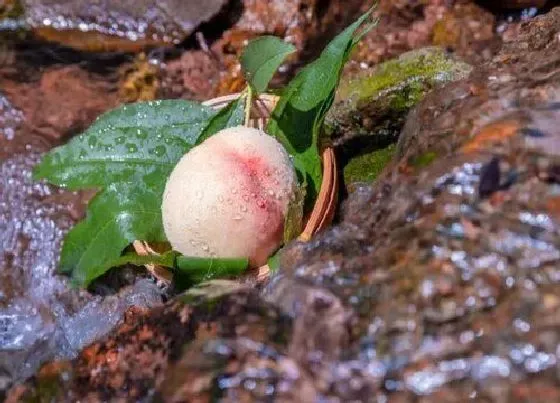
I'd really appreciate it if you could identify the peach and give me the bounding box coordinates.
[161,126,296,267]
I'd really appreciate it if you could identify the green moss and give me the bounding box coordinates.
[326,47,472,139]
[22,375,64,403]
[343,144,396,184]
[411,151,438,168]
[337,47,471,105]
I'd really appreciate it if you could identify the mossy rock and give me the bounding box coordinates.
[326,47,472,145]
[343,143,396,186]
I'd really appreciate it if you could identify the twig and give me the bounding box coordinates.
[244,86,253,127]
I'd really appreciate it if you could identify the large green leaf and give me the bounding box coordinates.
[34,100,218,286]
[175,256,249,283]
[61,181,168,286]
[240,36,296,93]
[33,100,215,189]
[267,9,375,204]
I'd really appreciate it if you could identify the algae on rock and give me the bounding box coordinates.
[326,47,472,145]
[343,143,395,185]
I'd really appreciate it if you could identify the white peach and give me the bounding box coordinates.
[161,126,296,267]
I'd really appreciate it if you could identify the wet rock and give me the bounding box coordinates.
[395,5,560,168]
[7,5,560,403]
[20,0,228,52]
[349,0,499,70]
[159,50,222,101]
[330,47,470,190]
[7,285,296,402]
[0,148,163,394]
[277,6,560,401]
[478,1,549,10]
[0,93,23,141]
[328,47,472,146]
[0,64,162,394]
[1,65,118,141]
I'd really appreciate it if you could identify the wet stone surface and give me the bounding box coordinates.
[0,146,164,394]
[327,47,472,147]
[0,62,164,394]
[6,5,560,403]
[0,94,22,141]
[21,0,229,51]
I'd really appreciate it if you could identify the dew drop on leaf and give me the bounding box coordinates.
[115,136,126,144]
[126,144,138,153]
[136,129,148,139]
[152,145,166,157]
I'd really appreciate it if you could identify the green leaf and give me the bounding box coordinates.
[267,8,376,206]
[35,99,219,286]
[175,256,249,283]
[73,250,180,286]
[196,97,245,145]
[241,36,296,93]
[61,182,169,286]
[267,250,281,273]
[33,100,215,189]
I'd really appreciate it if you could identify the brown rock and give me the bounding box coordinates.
[22,0,228,52]
[349,0,499,70]
[1,65,118,141]
[478,0,549,9]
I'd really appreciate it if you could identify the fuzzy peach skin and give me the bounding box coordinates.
[161,126,297,267]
